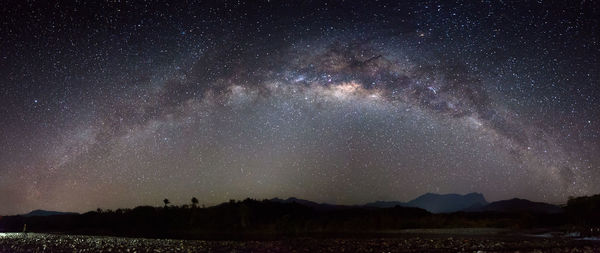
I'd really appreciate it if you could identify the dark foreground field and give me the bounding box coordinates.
[1,231,599,253]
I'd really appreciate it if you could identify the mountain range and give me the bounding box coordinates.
[21,193,562,217]
[274,193,562,214]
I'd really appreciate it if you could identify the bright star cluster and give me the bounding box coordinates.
[0,1,598,214]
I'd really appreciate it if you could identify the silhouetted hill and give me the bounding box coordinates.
[405,193,488,213]
[24,210,78,217]
[466,198,563,214]
[366,193,488,213]
[364,200,405,208]
[271,197,331,210]
[270,197,357,211]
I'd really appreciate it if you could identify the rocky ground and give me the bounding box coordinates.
[0,232,599,252]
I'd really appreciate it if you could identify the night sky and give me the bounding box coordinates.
[1,1,599,215]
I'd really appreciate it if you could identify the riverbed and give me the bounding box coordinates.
[0,232,598,252]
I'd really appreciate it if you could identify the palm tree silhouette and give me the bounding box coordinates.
[191,197,199,208]
[163,198,170,208]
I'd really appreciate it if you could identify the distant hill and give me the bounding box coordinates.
[365,193,488,213]
[405,193,488,213]
[270,197,350,211]
[466,198,563,214]
[271,197,320,207]
[364,200,405,208]
[24,209,78,217]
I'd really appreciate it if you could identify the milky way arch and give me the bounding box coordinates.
[1,1,598,214]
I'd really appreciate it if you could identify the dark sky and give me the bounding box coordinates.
[1,0,599,214]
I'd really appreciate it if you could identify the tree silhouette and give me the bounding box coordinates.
[163,198,170,208]
[191,197,199,208]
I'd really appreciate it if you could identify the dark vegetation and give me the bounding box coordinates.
[0,194,598,240]
[565,194,600,227]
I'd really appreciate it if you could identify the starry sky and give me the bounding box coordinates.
[1,0,599,214]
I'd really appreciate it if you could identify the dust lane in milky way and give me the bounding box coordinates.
[0,1,598,214]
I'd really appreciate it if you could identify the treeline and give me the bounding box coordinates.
[0,195,598,239]
[0,199,429,239]
[565,194,600,227]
